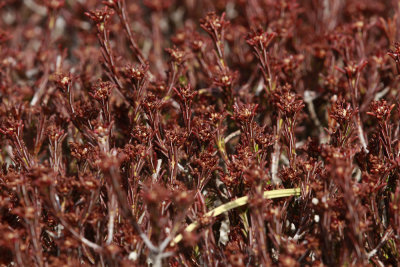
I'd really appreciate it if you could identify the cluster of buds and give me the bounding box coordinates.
[246,30,277,49]
[329,99,355,124]
[273,84,304,117]
[73,100,99,122]
[173,84,197,132]
[220,172,239,190]
[387,42,400,73]
[208,110,225,125]
[141,93,164,114]
[191,147,219,173]
[164,127,187,146]
[232,103,258,125]
[254,125,274,148]
[173,84,197,103]
[89,80,114,103]
[280,54,304,73]
[336,60,368,80]
[191,117,214,143]
[121,143,146,162]
[213,71,237,88]
[0,119,22,138]
[367,100,395,122]
[367,154,388,175]
[279,166,304,184]
[131,125,152,143]
[69,142,91,162]
[51,72,72,92]
[46,124,65,143]
[124,63,149,82]
[165,46,187,65]
[85,7,114,30]
[88,122,113,152]
[200,12,229,39]
[190,33,206,52]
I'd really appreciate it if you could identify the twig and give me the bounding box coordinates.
[367,228,393,260]
[172,188,300,245]
[106,192,117,245]
[271,116,282,185]
[224,129,241,143]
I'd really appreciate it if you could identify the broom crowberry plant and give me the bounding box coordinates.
[1,0,400,266]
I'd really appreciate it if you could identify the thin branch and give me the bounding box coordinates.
[172,188,300,245]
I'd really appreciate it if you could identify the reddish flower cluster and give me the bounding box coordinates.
[1,0,400,266]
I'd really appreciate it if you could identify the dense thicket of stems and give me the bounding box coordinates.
[1,0,400,266]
